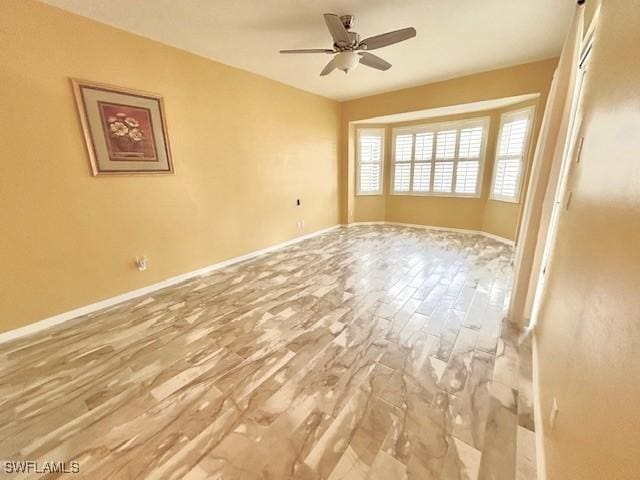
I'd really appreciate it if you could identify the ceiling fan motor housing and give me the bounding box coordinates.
[332,15,360,50]
[335,32,360,51]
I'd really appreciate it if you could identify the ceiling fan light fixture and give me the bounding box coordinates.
[334,51,359,73]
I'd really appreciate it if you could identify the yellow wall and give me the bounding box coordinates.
[0,0,341,332]
[536,1,640,478]
[341,59,557,239]
[481,197,522,241]
[350,100,544,240]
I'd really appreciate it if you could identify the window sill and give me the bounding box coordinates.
[390,192,482,199]
[489,196,520,204]
[356,192,384,197]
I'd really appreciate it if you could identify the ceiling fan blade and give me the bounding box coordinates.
[359,27,416,50]
[320,58,337,76]
[279,49,335,54]
[323,13,351,45]
[358,52,392,71]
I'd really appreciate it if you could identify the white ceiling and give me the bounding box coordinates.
[355,94,540,124]
[41,0,575,101]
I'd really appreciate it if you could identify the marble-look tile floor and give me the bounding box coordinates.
[0,225,535,480]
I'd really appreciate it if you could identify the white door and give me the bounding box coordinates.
[528,39,593,329]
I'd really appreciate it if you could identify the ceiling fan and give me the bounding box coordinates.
[279,14,416,76]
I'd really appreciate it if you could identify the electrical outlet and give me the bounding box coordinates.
[296,220,304,230]
[136,256,148,271]
[549,397,559,430]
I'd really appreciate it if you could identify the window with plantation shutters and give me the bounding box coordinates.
[491,107,535,202]
[391,117,489,197]
[356,128,384,195]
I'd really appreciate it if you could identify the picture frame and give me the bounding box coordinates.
[71,79,174,176]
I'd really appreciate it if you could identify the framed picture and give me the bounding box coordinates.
[71,79,174,175]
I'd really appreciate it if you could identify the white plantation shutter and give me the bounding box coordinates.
[435,130,457,159]
[412,163,431,192]
[395,133,413,162]
[491,108,534,202]
[499,119,528,156]
[393,133,413,192]
[359,162,381,193]
[414,132,434,160]
[394,164,411,192]
[433,162,454,192]
[412,132,433,192]
[455,160,479,194]
[434,130,457,193]
[493,159,521,197]
[458,127,483,159]
[392,118,488,196]
[357,129,384,194]
[455,127,483,194]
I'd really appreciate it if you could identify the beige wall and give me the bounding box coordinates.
[481,198,522,241]
[341,59,557,239]
[535,0,640,478]
[350,101,544,240]
[0,0,341,333]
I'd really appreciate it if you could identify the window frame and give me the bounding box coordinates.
[390,116,490,198]
[355,127,385,196]
[490,106,536,204]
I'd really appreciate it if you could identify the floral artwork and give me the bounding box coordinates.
[99,103,158,162]
[72,79,173,175]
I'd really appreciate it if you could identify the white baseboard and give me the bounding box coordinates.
[532,332,547,480]
[346,221,386,225]
[0,225,342,345]
[347,221,515,246]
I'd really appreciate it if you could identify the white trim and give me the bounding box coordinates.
[347,221,386,225]
[479,230,516,245]
[347,221,514,246]
[0,225,342,345]
[532,331,547,480]
[389,190,482,199]
[580,4,599,67]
